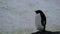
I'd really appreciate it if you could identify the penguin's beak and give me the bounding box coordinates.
[35,11,37,14]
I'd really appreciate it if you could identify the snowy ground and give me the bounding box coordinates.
[0,0,60,34]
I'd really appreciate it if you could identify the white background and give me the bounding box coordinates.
[0,0,60,33]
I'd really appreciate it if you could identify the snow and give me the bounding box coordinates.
[0,0,60,34]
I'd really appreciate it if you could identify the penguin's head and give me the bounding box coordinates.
[35,10,43,14]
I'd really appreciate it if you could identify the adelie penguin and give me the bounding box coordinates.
[31,10,46,34]
[35,10,46,32]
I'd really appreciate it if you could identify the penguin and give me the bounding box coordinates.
[35,10,46,32]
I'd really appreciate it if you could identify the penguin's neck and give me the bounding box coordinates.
[36,13,40,16]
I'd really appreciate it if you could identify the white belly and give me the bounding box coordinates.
[35,14,44,30]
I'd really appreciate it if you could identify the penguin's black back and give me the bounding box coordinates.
[40,11,46,26]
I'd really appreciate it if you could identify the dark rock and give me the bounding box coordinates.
[31,30,60,34]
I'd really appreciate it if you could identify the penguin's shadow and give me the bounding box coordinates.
[31,30,60,34]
